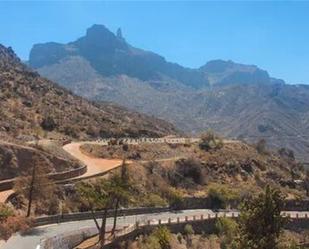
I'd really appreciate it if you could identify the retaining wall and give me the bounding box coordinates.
[40,213,309,249]
[34,207,170,226]
[0,164,87,192]
[40,227,98,249]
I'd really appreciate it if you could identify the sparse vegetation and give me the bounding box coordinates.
[199,131,224,151]
[14,154,57,217]
[0,203,32,240]
[256,139,268,155]
[236,186,287,249]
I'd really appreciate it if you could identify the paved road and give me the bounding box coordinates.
[1,209,215,249]
[2,209,309,249]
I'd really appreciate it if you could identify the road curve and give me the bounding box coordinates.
[2,210,309,249]
[62,142,124,179]
[1,209,215,249]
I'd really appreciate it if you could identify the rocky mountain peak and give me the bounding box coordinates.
[85,24,116,41]
[0,44,20,65]
[116,27,123,39]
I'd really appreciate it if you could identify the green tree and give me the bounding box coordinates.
[237,186,287,249]
[183,224,195,246]
[215,217,238,249]
[152,226,172,249]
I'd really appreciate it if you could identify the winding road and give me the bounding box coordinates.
[62,142,124,179]
[1,138,308,249]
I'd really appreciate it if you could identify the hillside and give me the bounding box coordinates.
[60,139,306,213]
[0,44,177,142]
[28,24,309,161]
[0,141,80,180]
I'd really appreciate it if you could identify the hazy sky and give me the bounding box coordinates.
[1,1,309,84]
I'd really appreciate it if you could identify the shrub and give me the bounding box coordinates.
[215,217,237,237]
[63,125,78,138]
[40,116,57,131]
[215,217,238,249]
[139,234,161,249]
[199,131,224,151]
[278,148,295,160]
[256,139,268,155]
[0,204,32,240]
[184,224,194,236]
[207,184,239,209]
[166,188,184,209]
[122,144,129,152]
[143,194,168,207]
[152,226,171,249]
[176,233,183,244]
[174,158,205,185]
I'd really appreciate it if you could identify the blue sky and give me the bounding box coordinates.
[0,1,308,84]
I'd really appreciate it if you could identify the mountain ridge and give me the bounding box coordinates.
[27,24,309,162]
[0,44,178,142]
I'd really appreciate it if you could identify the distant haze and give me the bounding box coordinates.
[0,1,308,84]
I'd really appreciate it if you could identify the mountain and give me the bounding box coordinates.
[28,24,309,162]
[0,44,177,142]
[30,24,207,88]
[199,60,285,86]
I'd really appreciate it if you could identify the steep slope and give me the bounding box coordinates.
[28,24,309,161]
[0,44,177,142]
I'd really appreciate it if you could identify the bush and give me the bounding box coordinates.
[63,125,78,138]
[278,148,295,160]
[184,224,194,236]
[0,204,32,240]
[140,235,161,249]
[256,139,268,155]
[215,217,238,249]
[143,194,168,207]
[174,158,205,185]
[207,184,239,209]
[40,116,57,131]
[152,226,171,249]
[165,188,184,209]
[199,131,224,151]
[122,144,129,152]
[215,217,237,237]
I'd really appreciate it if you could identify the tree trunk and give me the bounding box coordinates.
[111,198,120,236]
[90,206,100,231]
[26,165,36,217]
[99,208,108,248]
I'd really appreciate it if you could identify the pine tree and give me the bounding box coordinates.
[237,186,287,249]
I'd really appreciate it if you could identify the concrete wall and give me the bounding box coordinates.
[34,207,170,226]
[40,227,98,249]
[0,164,87,192]
[39,211,309,249]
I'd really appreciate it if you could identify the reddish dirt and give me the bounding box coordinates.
[63,142,124,179]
